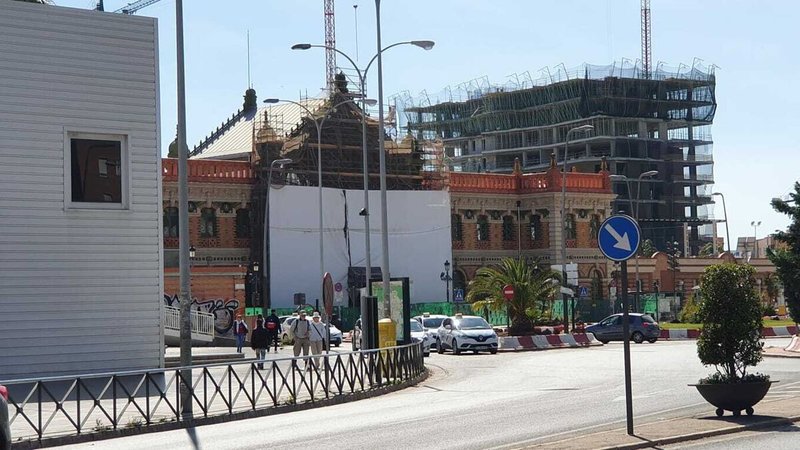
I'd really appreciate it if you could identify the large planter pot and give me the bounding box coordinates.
[690,381,776,417]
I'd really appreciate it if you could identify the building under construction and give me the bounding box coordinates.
[401,62,717,255]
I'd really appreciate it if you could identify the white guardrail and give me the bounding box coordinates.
[164,305,215,340]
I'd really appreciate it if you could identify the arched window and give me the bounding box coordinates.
[477,215,489,241]
[530,214,542,242]
[502,216,514,241]
[163,207,178,238]
[565,213,577,240]
[236,209,250,238]
[200,207,217,238]
[451,214,463,241]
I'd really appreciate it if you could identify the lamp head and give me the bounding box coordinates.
[609,174,627,181]
[573,124,595,133]
[189,245,196,258]
[273,158,293,167]
[291,43,312,50]
[641,170,659,178]
[444,260,451,269]
[263,98,280,104]
[411,40,435,50]
[363,99,378,106]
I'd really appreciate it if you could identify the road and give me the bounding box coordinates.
[60,338,799,450]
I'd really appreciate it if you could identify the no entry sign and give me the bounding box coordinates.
[502,284,515,300]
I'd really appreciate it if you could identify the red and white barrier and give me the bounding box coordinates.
[659,326,799,340]
[499,333,602,351]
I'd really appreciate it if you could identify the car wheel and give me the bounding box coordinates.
[490,348,497,354]
[437,339,444,354]
[599,339,609,344]
[423,352,430,358]
[335,343,340,347]
[452,339,460,355]
[632,332,644,344]
[647,338,658,344]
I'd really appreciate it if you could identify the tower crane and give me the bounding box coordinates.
[95,0,162,14]
[324,0,337,91]
[641,0,652,79]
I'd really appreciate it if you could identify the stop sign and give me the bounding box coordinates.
[502,284,515,300]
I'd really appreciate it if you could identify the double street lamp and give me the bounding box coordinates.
[560,124,594,332]
[263,158,292,312]
[751,220,762,259]
[609,170,659,312]
[292,35,434,345]
[263,97,376,311]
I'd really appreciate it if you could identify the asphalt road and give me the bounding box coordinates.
[60,338,799,450]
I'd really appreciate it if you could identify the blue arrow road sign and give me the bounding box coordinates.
[598,214,641,262]
[454,289,464,303]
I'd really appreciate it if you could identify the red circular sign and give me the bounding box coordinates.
[502,284,515,300]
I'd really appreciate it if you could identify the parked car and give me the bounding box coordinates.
[1,384,10,450]
[410,320,431,357]
[281,316,343,348]
[437,314,498,355]
[585,313,660,344]
[412,313,449,349]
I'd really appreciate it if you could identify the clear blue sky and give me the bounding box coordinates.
[58,0,799,247]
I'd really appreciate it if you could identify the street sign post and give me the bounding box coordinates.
[598,214,640,436]
[502,284,514,300]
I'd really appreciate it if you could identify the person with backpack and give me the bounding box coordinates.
[264,310,281,352]
[309,312,327,369]
[250,319,269,369]
[233,314,249,353]
[290,310,311,362]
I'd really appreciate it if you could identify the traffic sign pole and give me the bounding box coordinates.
[621,259,634,435]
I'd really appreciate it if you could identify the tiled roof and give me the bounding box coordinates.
[191,97,327,160]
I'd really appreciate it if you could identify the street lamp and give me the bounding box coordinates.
[711,192,730,253]
[251,260,260,311]
[560,124,594,332]
[292,34,434,342]
[609,170,659,312]
[751,220,762,259]
[263,98,375,312]
[440,260,452,303]
[263,158,292,312]
[189,245,196,259]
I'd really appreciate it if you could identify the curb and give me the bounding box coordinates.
[597,414,800,450]
[659,326,799,340]
[499,333,602,351]
[12,369,430,449]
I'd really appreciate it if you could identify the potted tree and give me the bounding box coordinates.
[691,263,775,417]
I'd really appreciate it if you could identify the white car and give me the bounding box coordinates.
[413,314,449,349]
[437,314,498,355]
[410,320,431,357]
[281,316,343,348]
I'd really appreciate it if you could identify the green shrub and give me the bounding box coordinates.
[696,263,764,383]
[678,293,701,323]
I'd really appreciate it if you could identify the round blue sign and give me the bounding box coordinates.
[597,214,641,262]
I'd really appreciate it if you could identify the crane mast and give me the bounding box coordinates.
[324,0,337,91]
[641,0,652,79]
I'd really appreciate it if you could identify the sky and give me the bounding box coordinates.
[56,0,800,247]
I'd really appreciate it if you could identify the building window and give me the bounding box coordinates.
[589,214,601,240]
[200,208,217,238]
[477,215,489,242]
[502,216,514,241]
[163,207,179,238]
[236,209,250,238]
[530,215,542,241]
[451,214,463,241]
[67,134,127,208]
[565,213,577,240]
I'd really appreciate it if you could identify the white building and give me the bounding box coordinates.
[0,1,163,379]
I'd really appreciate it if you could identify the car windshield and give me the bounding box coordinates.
[410,321,424,332]
[422,318,444,329]
[456,317,491,330]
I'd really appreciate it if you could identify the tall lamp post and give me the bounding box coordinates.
[560,124,594,332]
[751,220,761,259]
[263,98,375,311]
[292,37,433,344]
[263,158,292,313]
[711,192,730,253]
[440,260,452,303]
[609,170,659,312]
[251,260,260,310]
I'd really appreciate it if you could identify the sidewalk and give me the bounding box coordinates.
[523,396,800,449]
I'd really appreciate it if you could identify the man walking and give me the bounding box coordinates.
[265,309,281,352]
[250,319,269,369]
[290,311,311,362]
[309,312,327,369]
[233,314,248,353]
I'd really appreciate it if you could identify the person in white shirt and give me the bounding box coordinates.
[309,311,327,369]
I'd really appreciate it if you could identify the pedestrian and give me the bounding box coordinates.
[309,312,327,369]
[290,310,311,363]
[233,314,248,353]
[250,319,269,369]
[265,309,281,352]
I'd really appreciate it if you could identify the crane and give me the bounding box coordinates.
[324,0,336,91]
[641,0,652,79]
[95,0,162,14]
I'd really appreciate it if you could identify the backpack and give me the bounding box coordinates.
[238,322,247,335]
[266,321,277,331]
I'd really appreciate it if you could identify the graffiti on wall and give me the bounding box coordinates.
[164,294,241,336]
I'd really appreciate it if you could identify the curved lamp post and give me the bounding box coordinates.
[711,192,730,253]
[263,98,376,309]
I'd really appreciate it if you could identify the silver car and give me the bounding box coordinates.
[413,314,448,349]
[585,313,660,344]
[281,316,343,348]
[410,320,431,357]
[437,315,498,355]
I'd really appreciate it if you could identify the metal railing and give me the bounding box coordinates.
[163,305,215,338]
[2,343,424,444]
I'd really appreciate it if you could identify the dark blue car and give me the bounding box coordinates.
[586,313,660,344]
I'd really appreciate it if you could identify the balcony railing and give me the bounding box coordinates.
[162,158,254,184]
[163,305,215,339]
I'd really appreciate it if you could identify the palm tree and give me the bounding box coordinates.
[466,257,561,335]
